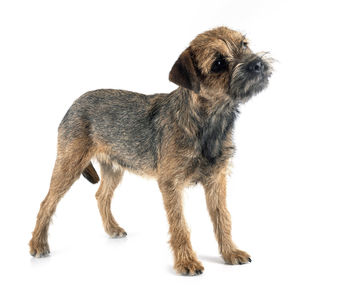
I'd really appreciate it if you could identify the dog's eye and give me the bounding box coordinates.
[242,41,248,50]
[211,56,228,73]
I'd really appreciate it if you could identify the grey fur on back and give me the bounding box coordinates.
[59,89,166,171]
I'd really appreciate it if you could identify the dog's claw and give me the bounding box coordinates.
[30,249,50,258]
[176,259,204,276]
[223,249,251,265]
[110,228,127,238]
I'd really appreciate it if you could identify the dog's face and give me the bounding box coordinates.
[169,27,273,102]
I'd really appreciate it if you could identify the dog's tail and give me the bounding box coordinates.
[82,162,100,184]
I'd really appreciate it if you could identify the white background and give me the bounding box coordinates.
[1,0,349,286]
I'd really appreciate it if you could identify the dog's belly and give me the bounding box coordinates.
[95,151,157,177]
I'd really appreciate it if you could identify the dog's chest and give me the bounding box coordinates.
[197,106,237,165]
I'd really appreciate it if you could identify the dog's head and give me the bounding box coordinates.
[169,27,273,103]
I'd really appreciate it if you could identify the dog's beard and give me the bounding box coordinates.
[229,53,273,103]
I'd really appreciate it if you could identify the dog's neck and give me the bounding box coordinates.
[173,87,239,164]
[174,87,238,125]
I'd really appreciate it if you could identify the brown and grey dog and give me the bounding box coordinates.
[29,26,273,275]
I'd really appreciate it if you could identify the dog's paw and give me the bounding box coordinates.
[109,227,127,238]
[29,240,50,258]
[222,249,251,265]
[175,258,204,276]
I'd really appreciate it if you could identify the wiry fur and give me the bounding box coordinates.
[29,26,272,276]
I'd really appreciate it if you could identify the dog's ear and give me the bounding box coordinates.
[169,48,200,93]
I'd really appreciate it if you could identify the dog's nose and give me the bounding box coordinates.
[248,59,264,73]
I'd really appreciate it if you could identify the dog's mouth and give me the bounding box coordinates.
[229,53,274,102]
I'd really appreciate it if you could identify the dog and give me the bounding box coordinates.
[29,26,273,275]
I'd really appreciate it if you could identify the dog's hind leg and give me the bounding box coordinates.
[29,137,94,257]
[95,162,126,238]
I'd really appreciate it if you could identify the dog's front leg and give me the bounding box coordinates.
[158,179,204,275]
[201,166,251,265]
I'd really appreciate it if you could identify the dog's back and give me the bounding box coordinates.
[59,89,161,173]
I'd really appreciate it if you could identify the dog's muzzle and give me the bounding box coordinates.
[229,54,273,101]
[248,57,265,74]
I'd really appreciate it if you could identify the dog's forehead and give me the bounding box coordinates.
[190,27,245,73]
[191,27,244,50]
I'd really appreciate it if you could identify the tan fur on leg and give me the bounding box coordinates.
[202,165,251,265]
[29,138,94,257]
[95,163,126,237]
[158,179,204,275]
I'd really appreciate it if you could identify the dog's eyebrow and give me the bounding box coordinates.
[220,38,237,54]
[220,38,240,59]
[230,40,238,50]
